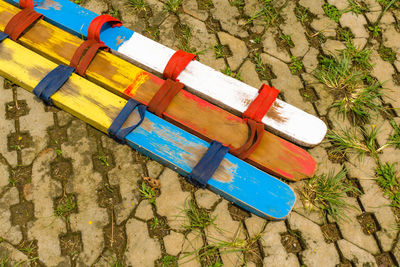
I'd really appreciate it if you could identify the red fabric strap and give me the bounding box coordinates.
[230,119,264,160]
[69,39,109,76]
[4,8,42,41]
[147,79,184,117]
[87,15,122,43]
[163,50,196,81]
[243,84,279,122]
[19,0,34,9]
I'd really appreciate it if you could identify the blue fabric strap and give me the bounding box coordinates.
[108,99,146,144]
[33,65,75,105]
[0,32,9,42]
[188,140,229,188]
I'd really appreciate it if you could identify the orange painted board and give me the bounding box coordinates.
[0,3,316,181]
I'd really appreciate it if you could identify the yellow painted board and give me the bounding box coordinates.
[0,38,126,132]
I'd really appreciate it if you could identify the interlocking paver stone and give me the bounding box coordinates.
[0,187,22,245]
[337,239,377,267]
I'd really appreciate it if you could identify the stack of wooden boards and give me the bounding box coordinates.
[0,0,327,219]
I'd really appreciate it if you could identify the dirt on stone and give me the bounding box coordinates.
[228,203,250,221]
[280,232,303,254]
[357,213,379,235]
[321,223,342,243]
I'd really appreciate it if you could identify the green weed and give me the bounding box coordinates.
[160,255,178,267]
[299,169,359,221]
[221,66,242,81]
[378,46,397,64]
[389,120,400,149]
[295,5,312,24]
[289,56,303,74]
[56,149,62,156]
[98,155,109,167]
[128,0,147,11]
[253,36,261,44]
[252,53,269,80]
[165,0,182,13]
[280,34,294,48]
[181,200,216,230]
[214,44,226,59]
[376,162,400,208]
[346,0,368,14]
[378,0,400,10]
[19,241,36,256]
[139,182,157,205]
[247,0,287,28]
[327,125,390,161]
[368,24,382,38]
[55,195,77,218]
[323,3,342,22]
[230,0,244,9]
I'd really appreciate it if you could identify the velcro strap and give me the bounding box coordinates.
[108,99,146,144]
[33,65,75,105]
[0,32,9,42]
[230,119,264,160]
[87,15,122,43]
[188,141,229,188]
[243,84,279,122]
[69,39,109,76]
[19,0,34,9]
[4,8,43,41]
[147,79,184,117]
[163,50,196,81]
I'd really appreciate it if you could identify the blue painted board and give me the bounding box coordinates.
[7,0,133,50]
[125,112,295,220]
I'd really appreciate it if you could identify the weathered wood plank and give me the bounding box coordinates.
[4,0,327,147]
[0,1,317,181]
[0,37,295,219]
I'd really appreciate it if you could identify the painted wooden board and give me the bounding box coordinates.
[4,0,327,147]
[0,2,316,181]
[0,36,296,220]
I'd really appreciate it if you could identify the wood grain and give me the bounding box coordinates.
[0,38,296,220]
[0,2,316,181]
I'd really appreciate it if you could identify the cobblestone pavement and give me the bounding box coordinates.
[1,0,400,266]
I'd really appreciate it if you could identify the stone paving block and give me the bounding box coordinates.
[382,24,400,56]
[311,16,337,38]
[156,168,191,230]
[179,14,225,70]
[288,212,340,267]
[195,188,220,210]
[28,149,68,266]
[339,12,369,39]
[179,231,203,267]
[125,218,162,266]
[245,215,265,238]
[262,28,291,62]
[281,1,309,58]
[327,0,348,10]
[135,200,154,221]
[211,0,248,38]
[336,197,379,254]
[0,187,22,245]
[146,160,164,178]
[239,60,263,88]
[380,147,400,167]
[62,121,108,265]
[337,239,377,267]
[164,231,185,256]
[261,221,299,267]
[146,0,167,27]
[261,53,316,115]
[81,0,108,14]
[103,137,143,224]
[321,40,346,58]
[359,178,398,252]
[0,162,8,191]
[0,242,29,266]
[17,88,54,165]
[110,0,146,33]
[218,32,248,70]
[299,0,325,16]
[364,0,382,22]
[0,77,17,166]
[159,15,179,50]
[182,0,208,21]
[291,181,325,225]
[301,47,319,73]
